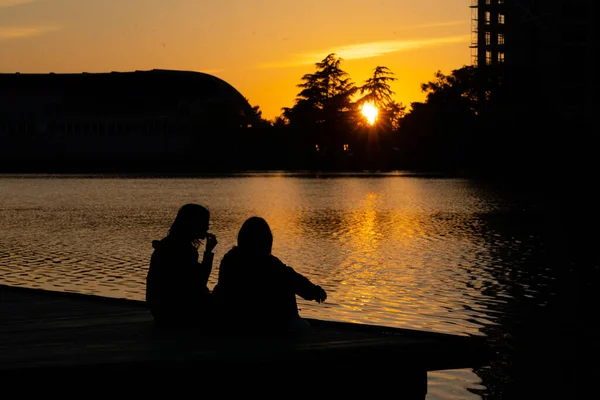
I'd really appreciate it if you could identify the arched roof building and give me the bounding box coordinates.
[0,69,257,172]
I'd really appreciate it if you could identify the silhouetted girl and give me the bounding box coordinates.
[212,216,326,334]
[146,203,218,328]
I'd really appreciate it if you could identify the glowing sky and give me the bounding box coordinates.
[0,0,473,119]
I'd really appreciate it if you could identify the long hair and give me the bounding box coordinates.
[169,203,209,242]
[237,216,273,255]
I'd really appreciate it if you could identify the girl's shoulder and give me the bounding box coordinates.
[220,246,242,265]
[222,246,240,258]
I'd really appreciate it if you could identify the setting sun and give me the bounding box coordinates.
[361,102,379,125]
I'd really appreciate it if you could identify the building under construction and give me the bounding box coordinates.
[470,0,595,133]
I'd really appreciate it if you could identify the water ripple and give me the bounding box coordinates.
[0,175,554,400]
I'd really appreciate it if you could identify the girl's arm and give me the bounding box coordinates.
[291,269,327,303]
[198,250,214,286]
[198,233,218,285]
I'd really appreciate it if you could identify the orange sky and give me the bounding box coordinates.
[0,0,473,120]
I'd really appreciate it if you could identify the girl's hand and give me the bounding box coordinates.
[314,285,327,303]
[205,232,218,253]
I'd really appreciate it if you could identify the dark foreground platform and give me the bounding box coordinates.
[0,284,492,397]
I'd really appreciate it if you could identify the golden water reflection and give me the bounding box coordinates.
[0,175,532,338]
[0,174,552,400]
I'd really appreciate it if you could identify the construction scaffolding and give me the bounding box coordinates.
[469,0,479,65]
[467,0,595,131]
[470,0,508,68]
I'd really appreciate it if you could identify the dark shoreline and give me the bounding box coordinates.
[0,170,465,178]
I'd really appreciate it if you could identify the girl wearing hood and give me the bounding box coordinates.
[212,216,327,334]
[146,203,218,328]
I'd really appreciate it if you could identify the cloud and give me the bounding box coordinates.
[0,0,37,7]
[0,26,59,40]
[260,35,470,69]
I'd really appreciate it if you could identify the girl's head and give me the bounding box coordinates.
[237,216,273,255]
[169,203,210,242]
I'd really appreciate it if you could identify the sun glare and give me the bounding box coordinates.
[361,102,378,125]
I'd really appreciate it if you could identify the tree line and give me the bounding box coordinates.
[241,53,555,178]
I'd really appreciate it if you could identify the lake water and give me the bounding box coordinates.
[0,173,561,398]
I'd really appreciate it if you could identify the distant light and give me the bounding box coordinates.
[361,102,378,125]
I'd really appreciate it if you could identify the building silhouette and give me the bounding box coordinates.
[470,0,595,129]
[0,70,257,173]
[469,0,595,175]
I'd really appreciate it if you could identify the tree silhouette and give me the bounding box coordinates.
[282,53,358,169]
[358,67,406,131]
[395,66,482,172]
[271,115,289,127]
[358,66,397,109]
[385,100,406,131]
[420,67,479,111]
[284,53,356,129]
[245,97,271,128]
